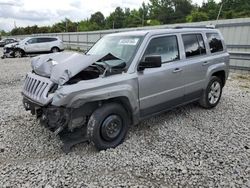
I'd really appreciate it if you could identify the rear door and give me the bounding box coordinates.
[138,34,187,117]
[180,33,209,101]
[37,38,51,52]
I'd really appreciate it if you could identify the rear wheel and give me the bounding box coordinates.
[199,76,223,109]
[51,47,60,53]
[87,103,129,150]
[14,49,23,58]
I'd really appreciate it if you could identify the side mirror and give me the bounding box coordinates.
[25,42,28,45]
[138,55,162,71]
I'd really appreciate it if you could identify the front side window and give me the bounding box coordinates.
[142,35,179,63]
[182,34,206,58]
[27,38,38,44]
[206,33,223,53]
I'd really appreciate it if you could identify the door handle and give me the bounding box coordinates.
[202,61,209,66]
[172,68,183,73]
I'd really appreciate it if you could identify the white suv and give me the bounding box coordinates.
[4,36,64,58]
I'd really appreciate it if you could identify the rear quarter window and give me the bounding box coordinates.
[206,33,224,53]
[48,38,57,42]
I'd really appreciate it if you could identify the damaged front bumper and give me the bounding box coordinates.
[22,97,88,153]
[2,47,15,58]
[23,97,70,133]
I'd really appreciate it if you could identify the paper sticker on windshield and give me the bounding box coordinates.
[118,38,139,45]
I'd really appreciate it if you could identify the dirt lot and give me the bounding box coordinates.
[0,54,250,187]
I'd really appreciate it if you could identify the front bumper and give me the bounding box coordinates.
[2,48,15,58]
[22,97,88,153]
[23,97,70,133]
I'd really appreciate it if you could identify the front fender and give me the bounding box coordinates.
[51,79,139,112]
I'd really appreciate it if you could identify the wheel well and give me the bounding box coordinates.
[51,46,60,51]
[77,97,134,125]
[15,48,25,54]
[106,97,133,125]
[212,71,226,87]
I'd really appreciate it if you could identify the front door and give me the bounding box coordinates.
[138,35,186,117]
[25,38,40,53]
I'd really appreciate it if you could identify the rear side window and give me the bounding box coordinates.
[143,35,179,63]
[37,38,57,43]
[182,34,206,58]
[206,33,223,53]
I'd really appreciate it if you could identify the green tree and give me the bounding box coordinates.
[106,7,125,29]
[172,0,194,23]
[146,19,161,26]
[39,26,50,33]
[186,10,209,22]
[90,11,105,28]
[125,9,143,27]
[148,0,194,24]
[221,0,250,18]
[6,0,250,35]
[148,0,174,24]
[200,0,219,20]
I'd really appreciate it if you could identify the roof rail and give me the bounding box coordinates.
[174,25,216,29]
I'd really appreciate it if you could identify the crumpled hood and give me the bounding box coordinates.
[31,52,112,85]
[4,42,18,48]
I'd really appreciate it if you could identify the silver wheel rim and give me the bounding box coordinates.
[208,81,221,104]
[15,51,21,57]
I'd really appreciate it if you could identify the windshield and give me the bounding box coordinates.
[87,35,143,67]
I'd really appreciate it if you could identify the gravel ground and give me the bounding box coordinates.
[0,53,250,187]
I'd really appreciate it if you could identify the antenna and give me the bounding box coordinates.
[216,0,227,23]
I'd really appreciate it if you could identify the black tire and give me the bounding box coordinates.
[87,103,129,150]
[199,76,223,109]
[14,49,23,58]
[51,47,60,53]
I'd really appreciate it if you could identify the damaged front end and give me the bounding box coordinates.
[23,96,91,153]
[22,52,124,152]
[2,46,15,58]
[23,98,69,133]
[2,42,19,58]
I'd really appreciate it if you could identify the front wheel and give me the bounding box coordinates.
[199,76,223,109]
[87,103,129,150]
[14,49,23,58]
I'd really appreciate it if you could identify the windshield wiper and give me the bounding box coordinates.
[92,63,105,72]
[100,61,111,77]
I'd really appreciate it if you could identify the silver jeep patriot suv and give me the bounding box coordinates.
[22,27,229,152]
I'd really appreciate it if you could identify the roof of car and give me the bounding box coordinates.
[4,38,16,40]
[107,28,217,37]
[33,36,58,38]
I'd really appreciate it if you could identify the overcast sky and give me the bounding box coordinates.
[0,0,221,31]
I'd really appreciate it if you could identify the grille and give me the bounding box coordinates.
[22,72,54,105]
